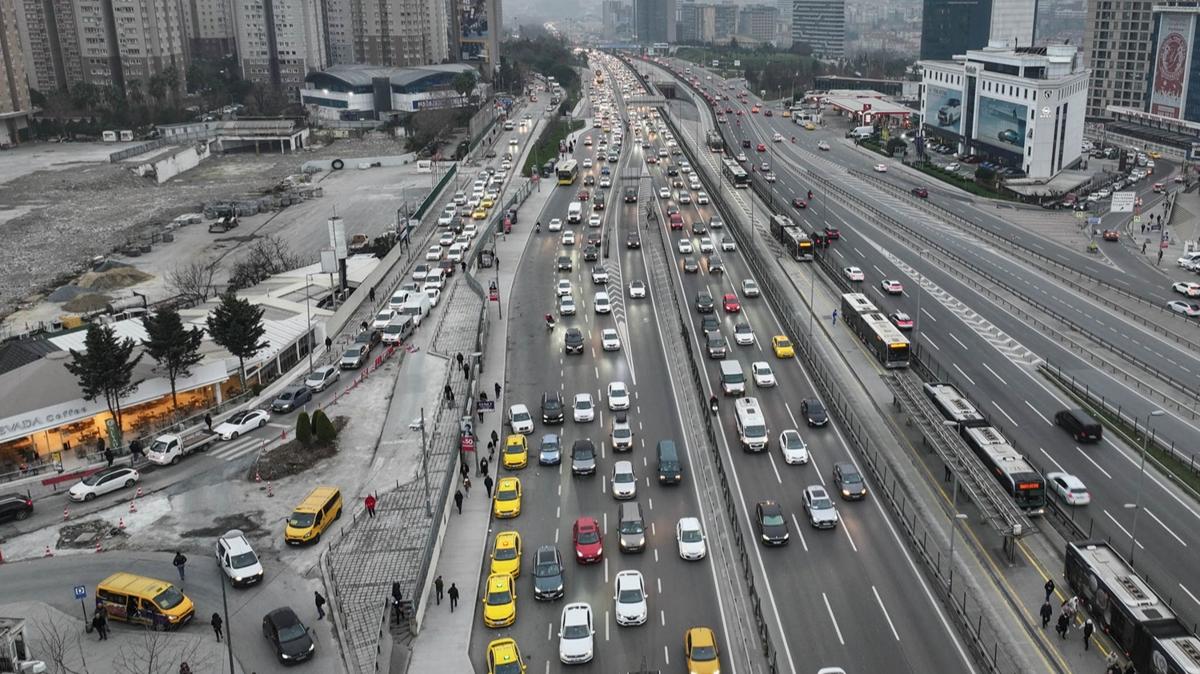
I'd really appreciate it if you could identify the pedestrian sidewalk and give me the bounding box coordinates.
[405,104,569,674]
[1124,179,1200,273]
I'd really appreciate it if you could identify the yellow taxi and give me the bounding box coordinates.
[482,572,517,627]
[684,627,722,674]
[493,477,522,518]
[781,109,792,118]
[486,637,526,674]
[1148,150,1162,159]
[472,207,488,220]
[502,434,528,470]
[771,335,795,359]
[490,530,522,578]
[803,122,817,131]
[481,195,496,209]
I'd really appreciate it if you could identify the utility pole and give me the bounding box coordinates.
[419,407,431,517]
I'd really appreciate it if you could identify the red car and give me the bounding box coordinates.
[669,213,683,230]
[911,187,929,198]
[823,225,841,240]
[646,155,658,164]
[573,516,603,564]
[792,198,807,209]
[756,143,767,152]
[723,293,741,312]
[725,107,733,114]
[578,190,590,201]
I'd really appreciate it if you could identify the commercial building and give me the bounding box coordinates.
[0,0,31,146]
[713,2,737,41]
[15,0,187,95]
[1083,0,1156,119]
[919,42,1088,179]
[324,0,451,68]
[678,2,716,43]
[232,0,328,94]
[792,0,845,59]
[737,4,779,44]
[634,0,675,44]
[920,0,1037,61]
[775,0,792,47]
[456,0,501,74]
[300,63,479,121]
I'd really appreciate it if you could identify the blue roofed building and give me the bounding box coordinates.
[300,64,483,122]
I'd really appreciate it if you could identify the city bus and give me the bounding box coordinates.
[769,215,815,261]
[840,293,909,367]
[721,157,749,188]
[556,159,579,185]
[960,426,1046,515]
[1064,540,1200,674]
[922,382,987,428]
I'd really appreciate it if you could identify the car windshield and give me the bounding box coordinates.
[341,350,359,359]
[152,586,186,610]
[842,470,862,484]
[615,471,634,482]
[618,588,643,603]
[812,496,832,509]
[746,424,766,438]
[576,398,591,410]
[563,621,590,638]
[497,488,517,501]
[278,621,307,643]
[230,551,258,569]
[505,443,523,455]
[513,411,530,422]
[289,512,316,528]
[680,528,702,543]
[535,560,559,577]
[784,433,802,448]
[494,546,516,561]
[619,521,644,534]
[761,513,785,527]
[487,588,512,605]
[691,644,718,661]
[574,446,594,460]
[82,471,113,486]
[577,528,598,544]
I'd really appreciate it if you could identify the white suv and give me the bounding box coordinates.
[215,529,264,587]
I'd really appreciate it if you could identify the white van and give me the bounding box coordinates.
[1177,251,1200,268]
[381,315,414,344]
[567,201,583,224]
[400,295,432,327]
[734,397,768,452]
[719,360,745,396]
[849,125,874,140]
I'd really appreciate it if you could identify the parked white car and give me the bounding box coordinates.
[68,466,140,502]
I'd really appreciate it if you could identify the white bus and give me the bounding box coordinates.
[734,397,768,452]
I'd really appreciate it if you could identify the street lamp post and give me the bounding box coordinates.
[913,248,931,349]
[1125,409,1165,565]
[304,272,316,373]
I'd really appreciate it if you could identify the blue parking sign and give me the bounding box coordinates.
[73,585,87,600]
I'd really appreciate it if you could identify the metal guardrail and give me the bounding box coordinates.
[654,68,1017,673]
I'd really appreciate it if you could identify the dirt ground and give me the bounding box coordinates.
[0,135,408,321]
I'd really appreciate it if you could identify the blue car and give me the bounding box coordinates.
[539,433,562,465]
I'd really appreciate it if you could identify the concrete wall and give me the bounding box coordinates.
[138,141,214,183]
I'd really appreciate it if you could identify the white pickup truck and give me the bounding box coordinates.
[146,432,217,466]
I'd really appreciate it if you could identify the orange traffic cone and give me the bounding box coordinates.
[63,507,69,521]
[255,469,261,483]
[43,545,53,557]
[135,487,143,499]
[118,517,126,530]
[94,541,102,553]
[267,481,274,498]
[129,500,137,514]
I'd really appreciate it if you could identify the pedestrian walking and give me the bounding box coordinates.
[455,352,464,368]
[369,286,376,303]
[364,494,377,518]
[480,457,489,477]
[1083,619,1094,650]
[494,382,502,399]
[1141,222,1146,233]
[179,664,192,674]
[391,581,404,624]
[448,583,460,611]
[444,385,455,406]
[434,575,445,605]
[1157,249,1164,265]
[1143,240,1149,254]
[1044,578,1056,603]
[463,476,472,496]
[484,475,493,497]
[92,610,108,640]
[325,336,333,351]
[1040,601,1053,629]
[204,413,213,432]
[1062,595,1079,620]
[486,440,494,458]
[173,551,188,582]
[129,438,144,467]
[461,259,467,273]
[454,489,464,514]
[831,309,838,325]
[1056,613,1070,639]
[460,461,470,481]
[314,591,327,620]
[463,362,471,379]
[211,612,223,642]
[104,446,114,468]
[491,429,499,446]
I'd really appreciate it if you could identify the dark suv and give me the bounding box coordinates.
[565,328,585,354]
[542,391,565,424]
[624,188,638,203]
[832,462,868,500]
[626,231,641,249]
[532,545,565,600]
[802,399,828,427]
[695,291,714,313]
[0,493,33,523]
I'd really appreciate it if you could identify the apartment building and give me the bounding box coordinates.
[1083,0,1155,118]
[0,0,31,145]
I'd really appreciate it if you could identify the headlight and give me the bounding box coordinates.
[842,489,851,496]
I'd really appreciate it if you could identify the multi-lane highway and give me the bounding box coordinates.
[661,59,1200,630]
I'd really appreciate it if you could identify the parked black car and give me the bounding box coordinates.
[0,493,33,523]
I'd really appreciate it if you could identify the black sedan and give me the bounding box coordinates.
[695,291,715,313]
[263,607,315,664]
[542,391,565,424]
[565,328,585,354]
[801,399,828,427]
[833,462,868,500]
[532,545,565,600]
[755,501,790,546]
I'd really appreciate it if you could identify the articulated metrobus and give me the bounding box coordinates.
[556,159,579,185]
[721,157,749,188]
[840,293,910,368]
[961,426,1046,515]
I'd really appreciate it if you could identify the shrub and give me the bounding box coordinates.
[296,412,312,446]
[312,409,337,444]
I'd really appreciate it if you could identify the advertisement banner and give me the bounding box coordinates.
[1150,12,1196,119]
[925,84,964,136]
[977,97,1029,151]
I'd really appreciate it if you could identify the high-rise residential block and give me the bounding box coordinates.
[455,0,500,74]
[183,0,237,60]
[792,0,844,58]
[633,0,674,43]
[325,0,450,67]
[1083,0,1156,118]
[232,0,327,93]
[738,4,779,44]
[920,0,1037,61]
[0,0,31,145]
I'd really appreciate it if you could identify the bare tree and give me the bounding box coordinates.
[31,607,91,674]
[111,626,213,674]
[228,234,307,291]
[167,260,220,306]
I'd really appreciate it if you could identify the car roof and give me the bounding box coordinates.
[807,485,830,498]
[219,530,254,553]
[267,606,300,624]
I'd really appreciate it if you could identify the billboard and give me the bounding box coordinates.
[925,84,964,135]
[1149,12,1196,119]
[976,97,1028,151]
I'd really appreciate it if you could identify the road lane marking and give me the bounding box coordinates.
[1037,448,1066,474]
[791,513,809,552]
[1145,507,1188,547]
[1102,509,1145,550]
[952,363,977,386]
[949,333,968,350]
[872,586,901,641]
[922,334,941,350]
[1023,401,1053,426]
[822,592,845,645]
[1180,583,1200,609]
[1075,447,1114,480]
[982,363,1008,386]
[992,402,1019,428]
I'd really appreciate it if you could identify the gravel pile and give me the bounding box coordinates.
[0,137,410,319]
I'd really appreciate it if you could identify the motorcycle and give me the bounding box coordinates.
[709,396,719,414]
[545,314,556,330]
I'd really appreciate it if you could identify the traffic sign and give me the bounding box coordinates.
[489,286,499,302]
[74,585,87,600]
[477,400,495,411]
[1111,191,1136,212]
[461,434,476,453]
[1087,216,1101,226]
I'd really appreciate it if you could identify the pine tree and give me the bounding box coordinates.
[64,323,143,432]
[313,410,337,445]
[141,308,204,409]
[296,412,312,446]
[206,292,268,389]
